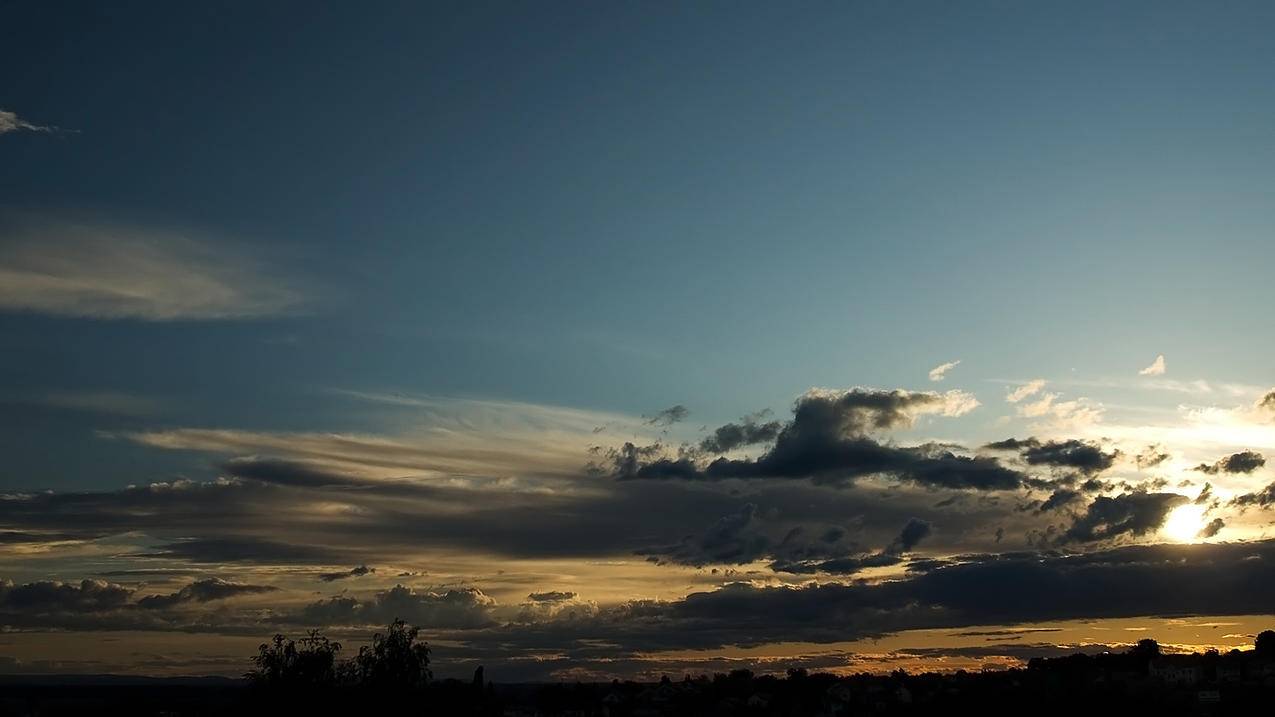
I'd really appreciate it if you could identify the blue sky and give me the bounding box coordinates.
[5,1,1274,490]
[3,1,1275,679]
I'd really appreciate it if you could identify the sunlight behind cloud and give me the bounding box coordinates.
[1162,503,1206,542]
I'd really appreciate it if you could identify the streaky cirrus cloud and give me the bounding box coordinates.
[0,109,65,135]
[0,214,305,320]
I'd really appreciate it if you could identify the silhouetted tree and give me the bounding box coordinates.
[1257,630,1275,657]
[352,618,432,689]
[246,630,342,688]
[1130,638,1160,660]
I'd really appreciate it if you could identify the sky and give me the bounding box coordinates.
[2,0,1275,680]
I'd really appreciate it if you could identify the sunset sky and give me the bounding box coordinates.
[3,1,1275,680]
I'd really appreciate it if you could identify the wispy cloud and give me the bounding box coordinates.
[0,215,304,320]
[0,109,66,135]
[1139,355,1167,376]
[1006,379,1046,403]
[928,360,960,382]
[41,390,164,417]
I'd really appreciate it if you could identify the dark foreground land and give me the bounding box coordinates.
[6,631,1275,716]
[4,662,1275,717]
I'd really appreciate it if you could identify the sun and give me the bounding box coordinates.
[1162,503,1207,542]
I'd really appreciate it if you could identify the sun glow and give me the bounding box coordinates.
[1162,503,1207,542]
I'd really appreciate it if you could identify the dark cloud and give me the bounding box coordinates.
[772,518,929,575]
[699,412,783,454]
[1196,450,1266,475]
[1259,390,1275,412]
[1135,445,1170,470]
[138,538,342,564]
[985,438,1118,475]
[137,578,277,609]
[0,578,132,612]
[221,458,365,488]
[612,389,1015,490]
[637,503,772,567]
[636,503,867,570]
[1231,481,1275,509]
[450,540,1275,657]
[527,591,577,603]
[1061,492,1186,544]
[886,518,932,555]
[1198,518,1225,539]
[644,405,689,427]
[1037,489,1082,514]
[318,565,375,582]
[1194,482,1213,505]
[772,552,902,575]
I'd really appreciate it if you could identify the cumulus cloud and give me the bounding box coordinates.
[297,585,496,630]
[1198,518,1225,539]
[137,578,278,609]
[1260,389,1275,413]
[1195,450,1266,475]
[1037,488,1083,514]
[1139,355,1167,376]
[885,518,932,555]
[984,437,1118,475]
[0,578,132,612]
[1135,445,1170,470]
[928,360,960,382]
[698,411,783,454]
[0,215,304,320]
[1061,492,1187,544]
[1231,482,1275,509]
[614,388,1018,490]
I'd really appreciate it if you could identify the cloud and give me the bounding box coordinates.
[643,405,689,427]
[38,390,164,417]
[1230,482,1275,509]
[1198,518,1225,539]
[1139,355,1167,376]
[699,411,783,454]
[928,360,960,382]
[1061,492,1187,544]
[318,565,376,582]
[1006,380,1046,403]
[0,109,61,135]
[1195,451,1265,475]
[614,388,1018,490]
[984,437,1118,475]
[297,585,496,630]
[637,503,772,566]
[1037,488,1083,513]
[459,540,1275,655]
[0,578,132,612]
[527,591,577,603]
[1135,445,1170,470]
[1260,390,1275,413]
[885,518,932,555]
[137,578,278,609]
[0,215,304,320]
